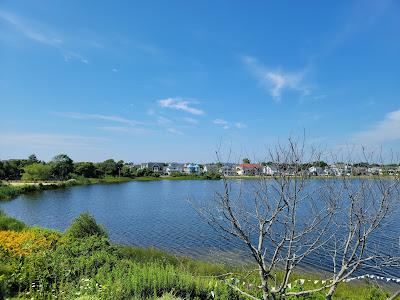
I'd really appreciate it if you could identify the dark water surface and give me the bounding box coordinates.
[1,180,399,276]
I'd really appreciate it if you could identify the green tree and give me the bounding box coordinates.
[66,213,108,239]
[74,162,97,178]
[50,154,74,180]
[242,158,251,164]
[1,160,22,180]
[116,160,124,177]
[22,163,52,181]
[97,159,118,177]
[313,161,328,168]
[121,165,134,177]
[27,154,39,165]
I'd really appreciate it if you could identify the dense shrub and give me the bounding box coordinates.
[0,210,26,231]
[66,213,108,239]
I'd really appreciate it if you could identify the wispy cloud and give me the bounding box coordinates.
[213,119,230,129]
[0,133,106,149]
[158,98,204,115]
[234,122,247,129]
[55,112,142,127]
[242,56,309,101]
[183,117,199,125]
[166,128,184,135]
[95,126,152,135]
[0,10,88,64]
[352,109,400,145]
[213,119,246,130]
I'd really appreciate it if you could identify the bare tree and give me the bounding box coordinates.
[194,139,400,300]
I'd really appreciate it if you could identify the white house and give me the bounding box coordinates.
[219,164,237,176]
[203,164,219,173]
[309,166,324,176]
[236,163,262,176]
[140,162,165,173]
[263,165,279,176]
[165,163,183,175]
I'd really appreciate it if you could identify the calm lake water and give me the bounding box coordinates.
[1,179,399,276]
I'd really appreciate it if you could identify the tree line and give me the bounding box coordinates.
[0,154,148,181]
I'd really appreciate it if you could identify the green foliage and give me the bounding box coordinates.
[313,161,328,168]
[0,160,22,180]
[0,184,42,200]
[0,210,26,231]
[27,154,39,165]
[136,168,157,177]
[21,163,52,181]
[50,154,74,180]
[242,158,250,164]
[66,213,108,239]
[74,162,98,178]
[97,159,118,177]
[0,212,392,300]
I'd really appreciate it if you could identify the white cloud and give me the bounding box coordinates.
[213,119,246,130]
[55,112,142,127]
[158,98,204,115]
[352,109,400,145]
[0,10,88,64]
[243,56,309,101]
[213,119,230,129]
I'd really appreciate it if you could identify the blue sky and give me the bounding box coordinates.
[1,0,400,163]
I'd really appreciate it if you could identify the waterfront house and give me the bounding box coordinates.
[236,163,262,176]
[140,162,165,174]
[352,167,368,176]
[324,167,334,176]
[308,166,324,176]
[183,163,201,175]
[367,167,381,176]
[165,163,183,175]
[219,164,237,176]
[330,164,352,176]
[263,165,279,176]
[203,164,219,173]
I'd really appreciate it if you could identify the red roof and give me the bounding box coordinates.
[239,163,261,168]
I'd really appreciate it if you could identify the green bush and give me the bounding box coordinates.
[0,210,26,231]
[66,213,108,239]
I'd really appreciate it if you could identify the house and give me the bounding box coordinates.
[236,163,262,176]
[352,167,368,176]
[263,165,279,176]
[165,163,183,175]
[324,167,334,176]
[219,164,237,176]
[140,162,165,174]
[309,166,324,176]
[203,164,219,173]
[330,164,352,176]
[367,167,381,176]
[183,163,201,175]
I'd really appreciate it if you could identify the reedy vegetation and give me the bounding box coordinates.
[0,212,393,299]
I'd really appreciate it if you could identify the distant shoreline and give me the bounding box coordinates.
[1,174,396,201]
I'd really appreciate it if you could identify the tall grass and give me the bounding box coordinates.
[0,213,393,299]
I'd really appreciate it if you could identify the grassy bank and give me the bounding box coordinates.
[0,212,393,299]
[0,177,135,201]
